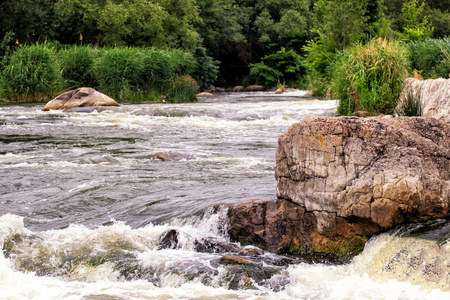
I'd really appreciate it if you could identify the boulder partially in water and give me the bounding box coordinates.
[43,87,119,111]
[228,116,450,258]
[398,78,450,123]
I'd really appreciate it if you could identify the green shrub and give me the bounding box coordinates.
[167,74,199,103]
[249,48,305,87]
[408,37,450,79]
[303,38,338,97]
[333,38,410,115]
[58,45,99,88]
[192,39,219,90]
[0,44,61,101]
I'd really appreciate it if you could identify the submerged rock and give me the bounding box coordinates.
[229,116,450,258]
[244,85,265,92]
[157,229,180,250]
[43,87,119,111]
[398,78,450,123]
[152,152,185,162]
[196,92,213,97]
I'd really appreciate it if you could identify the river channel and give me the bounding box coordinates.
[1,91,449,299]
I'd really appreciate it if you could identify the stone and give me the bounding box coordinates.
[228,116,450,258]
[275,88,284,94]
[157,229,180,250]
[42,88,119,111]
[210,86,225,92]
[244,85,265,92]
[398,78,450,123]
[152,152,184,162]
[196,92,213,97]
[232,86,244,92]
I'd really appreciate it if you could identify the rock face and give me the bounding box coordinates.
[43,87,119,111]
[228,116,450,257]
[398,78,450,123]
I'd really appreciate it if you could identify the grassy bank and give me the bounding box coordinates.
[305,37,449,116]
[0,44,199,103]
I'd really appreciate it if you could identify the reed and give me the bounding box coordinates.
[333,38,410,115]
[0,44,61,102]
[395,91,423,117]
[408,37,450,79]
[167,74,199,103]
[58,45,99,89]
[0,45,199,102]
[95,47,198,101]
[94,47,145,99]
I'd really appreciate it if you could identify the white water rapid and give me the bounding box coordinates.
[1,91,449,299]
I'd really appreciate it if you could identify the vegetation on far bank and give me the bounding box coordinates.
[0,0,449,110]
[0,45,201,103]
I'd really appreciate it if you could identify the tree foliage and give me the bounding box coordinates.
[401,0,434,40]
[250,48,305,87]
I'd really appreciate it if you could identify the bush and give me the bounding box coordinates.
[303,38,338,97]
[167,74,199,103]
[333,38,410,115]
[249,48,305,87]
[0,44,61,101]
[58,45,99,88]
[408,37,450,79]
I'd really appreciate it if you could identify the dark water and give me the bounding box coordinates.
[1,92,448,299]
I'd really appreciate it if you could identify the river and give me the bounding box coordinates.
[1,91,449,299]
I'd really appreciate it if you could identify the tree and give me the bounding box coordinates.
[0,0,56,44]
[401,0,434,40]
[54,0,199,49]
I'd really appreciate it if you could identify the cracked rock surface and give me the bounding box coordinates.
[228,116,450,258]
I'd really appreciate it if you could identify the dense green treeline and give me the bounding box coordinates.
[0,0,449,109]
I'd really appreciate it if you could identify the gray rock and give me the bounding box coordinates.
[398,78,450,123]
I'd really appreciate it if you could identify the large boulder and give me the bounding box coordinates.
[398,78,450,123]
[228,116,450,258]
[43,88,119,111]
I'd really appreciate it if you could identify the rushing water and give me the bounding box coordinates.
[1,91,449,299]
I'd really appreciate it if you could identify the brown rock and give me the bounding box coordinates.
[232,86,244,92]
[220,255,253,265]
[229,116,450,258]
[196,92,213,97]
[43,88,119,111]
[153,152,184,162]
[244,85,265,92]
[275,88,284,94]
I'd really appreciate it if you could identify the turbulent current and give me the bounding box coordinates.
[1,91,449,299]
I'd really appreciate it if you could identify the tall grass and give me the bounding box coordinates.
[0,44,199,102]
[94,47,146,99]
[167,74,199,103]
[408,37,450,79]
[395,91,423,117]
[333,38,410,115]
[0,45,61,101]
[58,45,100,89]
[94,47,198,100]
